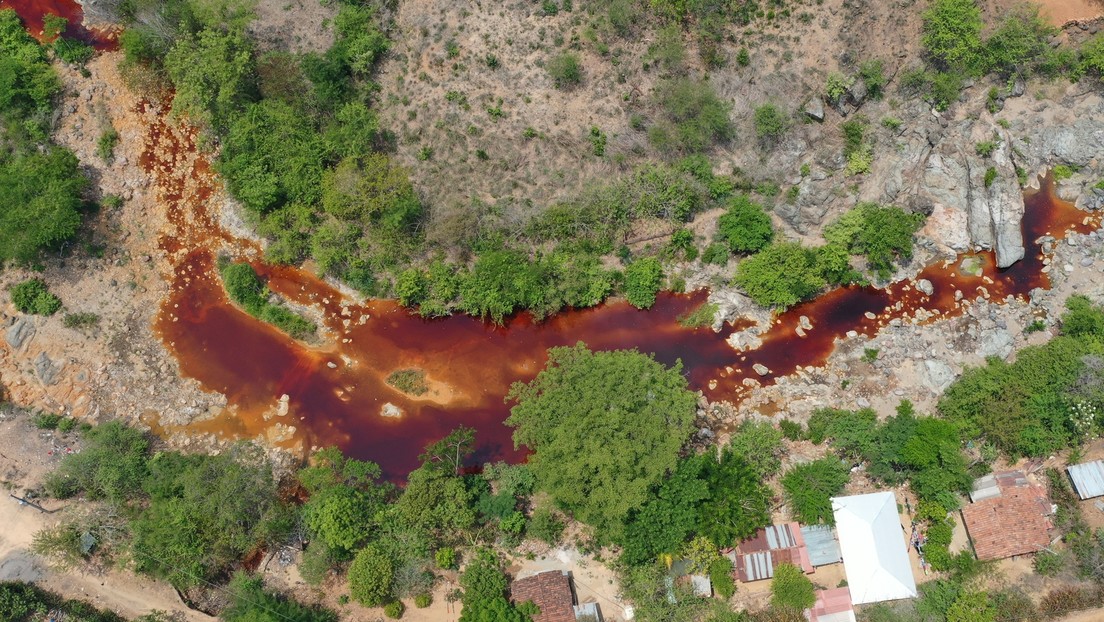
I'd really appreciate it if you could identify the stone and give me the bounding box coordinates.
[922,359,955,392]
[752,363,770,376]
[916,279,934,296]
[380,403,403,418]
[978,329,1014,359]
[5,318,35,349]
[803,98,825,122]
[33,352,63,386]
[799,316,813,331]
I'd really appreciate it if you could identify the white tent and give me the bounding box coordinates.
[831,491,917,604]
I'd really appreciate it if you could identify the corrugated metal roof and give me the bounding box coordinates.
[1068,461,1104,500]
[801,524,842,567]
[764,523,798,549]
[741,550,774,582]
[970,474,1001,503]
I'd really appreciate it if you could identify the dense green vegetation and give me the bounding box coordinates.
[717,195,774,254]
[506,343,697,539]
[824,204,925,279]
[0,581,126,622]
[939,295,1104,458]
[0,10,87,265]
[218,259,316,339]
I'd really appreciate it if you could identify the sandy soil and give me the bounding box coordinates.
[0,408,213,621]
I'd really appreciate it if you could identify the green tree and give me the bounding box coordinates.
[458,549,534,622]
[395,464,476,539]
[734,242,826,309]
[506,343,697,540]
[43,421,150,503]
[725,420,784,479]
[623,257,663,309]
[348,545,394,607]
[717,195,773,254]
[782,458,850,525]
[947,591,995,622]
[0,149,87,264]
[619,454,710,565]
[420,426,476,476]
[164,27,256,130]
[770,563,815,610]
[698,449,771,546]
[459,250,547,323]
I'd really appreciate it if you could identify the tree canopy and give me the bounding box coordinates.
[506,343,697,539]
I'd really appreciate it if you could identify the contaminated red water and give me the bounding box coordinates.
[12,2,1098,477]
[144,77,1098,478]
[2,0,117,50]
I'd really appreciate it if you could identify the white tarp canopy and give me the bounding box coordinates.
[831,491,917,604]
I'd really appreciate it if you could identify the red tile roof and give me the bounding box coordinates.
[511,571,576,622]
[961,476,1052,561]
[808,588,855,622]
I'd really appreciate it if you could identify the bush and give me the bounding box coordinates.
[435,547,456,570]
[823,204,924,279]
[383,601,405,619]
[771,563,815,610]
[529,507,565,545]
[547,52,582,88]
[33,412,63,429]
[717,195,773,254]
[779,419,804,441]
[922,0,984,73]
[623,257,663,309]
[11,279,62,315]
[825,72,852,103]
[414,593,432,608]
[53,38,95,65]
[859,60,887,100]
[649,78,734,153]
[984,167,998,188]
[63,312,99,329]
[386,369,428,396]
[708,557,736,599]
[753,103,788,144]
[349,545,394,607]
[219,260,315,338]
[1033,549,1064,577]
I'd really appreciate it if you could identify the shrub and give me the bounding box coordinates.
[414,593,432,608]
[975,141,997,158]
[383,601,404,619]
[349,545,394,607]
[1033,549,1064,577]
[708,557,736,599]
[825,72,852,103]
[386,369,428,396]
[859,59,887,100]
[753,103,788,144]
[984,167,998,188]
[219,261,315,338]
[677,302,717,329]
[547,52,582,88]
[63,312,99,329]
[701,242,730,265]
[922,0,984,73]
[824,204,924,279]
[435,547,456,570]
[779,419,804,440]
[11,279,62,315]
[771,563,815,610]
[649,78,734,153]
[1053,164,1076,181]
[54,38,95,65]
[717,195,773,254]
[33,412,63,429]
[623,257,663,309]
[528,507,565,544]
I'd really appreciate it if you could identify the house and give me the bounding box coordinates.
[512,570,603,622]
[806,587,857,622]
[960,470,1052,561]
[729,522,815,582]
[1067,460,1104,500]
[831,491,917,604]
